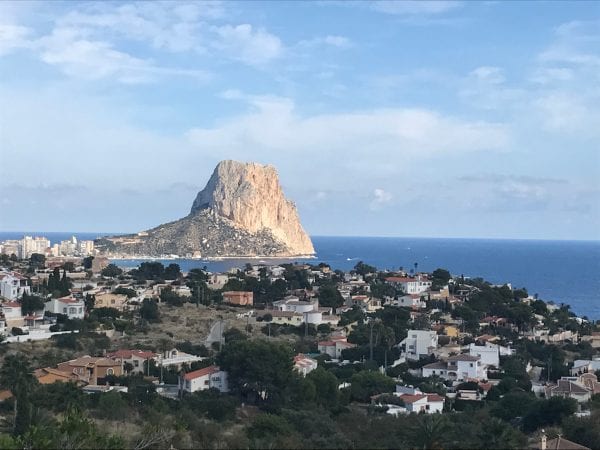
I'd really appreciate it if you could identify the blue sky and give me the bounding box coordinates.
[0,1,598,240]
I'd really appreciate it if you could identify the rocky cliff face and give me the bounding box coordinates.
[96,161,315,258]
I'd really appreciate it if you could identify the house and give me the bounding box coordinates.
[1,301,24,328]
[207,274,229,289]
[262,310,304,326]
[570,358,600,376]
[529,431,590,450]
[94,293,128,311]
[318,337,356,359]
[422,354,487,382]
[179,365,229,393]
[158,348,204,369]
[57,356,123,385]
[107,349,158,374]
[400,393,445,414]
[468,343,501,368]
[400,330,438,360]
[45,296,85,319]
[272,297,326,325]
[580,332,600,348]
[385,275,432,295]
[34,367,82,385]
[545,374,600,403]
[294,354,318,376]
[375,386,445,415]
[223,291,253,306]
[392,294,426,309]
[0,271,31,300]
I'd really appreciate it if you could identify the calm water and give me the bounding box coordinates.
[2,232,599,319]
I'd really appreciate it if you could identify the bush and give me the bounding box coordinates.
[11,327,26,336]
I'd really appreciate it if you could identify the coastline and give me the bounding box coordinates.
[108,254,317,261]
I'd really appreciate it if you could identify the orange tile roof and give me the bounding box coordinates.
[183,365,220,381]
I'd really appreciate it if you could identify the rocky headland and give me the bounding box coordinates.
[95,160,315,258]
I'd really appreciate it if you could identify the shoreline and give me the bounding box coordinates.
[107,254,317,261]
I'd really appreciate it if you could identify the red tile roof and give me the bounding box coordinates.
[183,365,220,381]
[400,394,426,403]
[2,302,21,308]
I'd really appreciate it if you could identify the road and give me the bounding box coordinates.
[205,319,227,346]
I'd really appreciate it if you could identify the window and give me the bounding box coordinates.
[63,307,67,313]
[111,299,115,304]
[134,360,139,367]
[204,380,209,385]
[470,363,473,367]
[107,368,114,375]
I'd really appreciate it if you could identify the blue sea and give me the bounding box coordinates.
[2,232,599,320]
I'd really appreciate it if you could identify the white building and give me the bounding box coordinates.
[77,240,94,256]
[468,343,500,368]
[273,297,323,325]
[179,365,229,393]
[0,271,31,300]
[400,330,438,360]
[108,349,158,374]
[571,358,600,376]
[318,337,356,359]
[1,301,24,328]
[159,348,204,369]
[294,354,318,376]
[385,276,432,295]
[392,294,426,309]
[19,236,50,259]
[400,392,445,414]
[422,354,487,382]
[45,296,85,319]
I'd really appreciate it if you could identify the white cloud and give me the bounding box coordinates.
[57,2,222,52]
[370,188,393,210]
[37,27,209,83]
[186,95,510,190]
[0,23,33,55]
[213,24,283,65]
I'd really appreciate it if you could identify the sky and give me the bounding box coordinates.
[0,1,599,240]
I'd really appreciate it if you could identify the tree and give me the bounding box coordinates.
[217,340,293,406]
[101,264,123,278]
[306,368,339,409]
[62,262,75,272]
[350,371,395,402]
[82,256,94,270]
[354,261,377,276]
[522,396,577,432]
[0,353,39,435]
[318,283,344,309]
[20,293,45,315]
[159,287,184,306]
[164,263,181,280]
[140,299,160,322]
[29,253,45,268]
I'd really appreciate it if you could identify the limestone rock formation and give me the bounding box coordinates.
[96,161,315,258]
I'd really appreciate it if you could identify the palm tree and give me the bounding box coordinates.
[409,414,449,449]
[0,353,38,434]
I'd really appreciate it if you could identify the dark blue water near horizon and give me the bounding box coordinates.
[2,232,599,319]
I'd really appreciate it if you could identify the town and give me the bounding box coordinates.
[0,250,598,449]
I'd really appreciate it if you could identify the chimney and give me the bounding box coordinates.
[540,430,547,450]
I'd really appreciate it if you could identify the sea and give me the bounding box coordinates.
[2,232,599,320]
